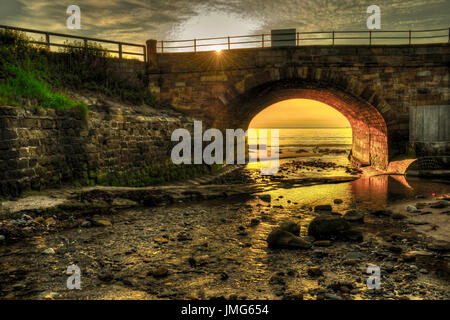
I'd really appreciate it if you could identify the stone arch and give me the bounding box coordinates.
[215,77,391,171]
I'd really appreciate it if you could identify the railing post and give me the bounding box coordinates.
[261,34,264,48]
[332,31,335,46]
[194,39,196,52]
[118,43,122,59]
[161,40,164,53]
[146,39,158,68]
[369,31,372,45]
[83,38,87,49]
[296,32,299,46]
[45,33,50,51]
[448,28,450,43]
[409,30,412,45]
[143,45,147,63]
[228,36,230,50]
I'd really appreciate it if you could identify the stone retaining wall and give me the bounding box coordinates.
[0,104,191,197]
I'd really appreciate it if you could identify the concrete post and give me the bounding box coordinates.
[146,39,158,68]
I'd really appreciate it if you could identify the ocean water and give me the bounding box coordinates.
[248,127,352,152]
[247,127,353,170]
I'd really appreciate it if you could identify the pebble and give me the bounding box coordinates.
[152,267,169,278]
[81,220,92,228]
[406,205,418,212]
[324,293,343,300]
[0,235,5,241]
[92,218,112,227]
[307,266,323,276]
[258,194,271,202]
[42,248,55,255]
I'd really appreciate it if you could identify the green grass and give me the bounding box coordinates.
[0,29,159,112]
[0,63,88,114]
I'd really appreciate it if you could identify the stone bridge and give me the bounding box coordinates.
[146,43,450,173]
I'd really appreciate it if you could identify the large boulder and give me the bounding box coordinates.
[267,229,311,249]
[308,215,363,242]
[279,221,300,236]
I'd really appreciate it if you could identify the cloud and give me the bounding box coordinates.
[0,0,448,43]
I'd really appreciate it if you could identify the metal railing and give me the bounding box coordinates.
[158,28,450,53]
[0,25,146,61]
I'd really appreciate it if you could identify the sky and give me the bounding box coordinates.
[249,99,351,128]
[1,1,448,128]
[0,0,449,44]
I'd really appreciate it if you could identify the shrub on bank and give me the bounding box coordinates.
[0,30,158,112]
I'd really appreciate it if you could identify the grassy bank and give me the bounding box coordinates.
[0,30,157,113]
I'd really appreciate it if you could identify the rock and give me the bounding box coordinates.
[426,241,450,252]
[343,210,364,222]
[98,272,114,282]
[313,240,333,247]
[406,205,418,212]
[220,272,229,280]
[42,248,55,255]
[402,252,416,262]
[21,214,33,221]
[266,229,311,249]
[371,209,392,216]
[383,262,395,273]
[307,215,350,240]
[279,221,300,236]
[333,199,343,204]
[92,218,112,227]
[392,213,407,220]
[33,216,45,224]
[152,268,169,278]
[340,229,363,242]
[343,259,359,265]
[0,235,5,241]
[307,266,323,276]
[409,265,419,272]
[258,194,271,202]
[45,217,57,226]
[154,237,169,243]
[250,218,260,226]
[419,268,428,274]
[282,291,304,300]
[111,198,139,207]
[345,251,368,261]
[80,220,91,228]
[324,293,343,300]
[176,232,192,241]
[387,245,403,253]
[430,200,449,208]
[314,205,332,212]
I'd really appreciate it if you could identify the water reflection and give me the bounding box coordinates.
[264,175,450,211]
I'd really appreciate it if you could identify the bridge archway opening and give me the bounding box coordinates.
[248,99,352,163]
[222,85,389,170]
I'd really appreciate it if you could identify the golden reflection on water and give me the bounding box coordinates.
[257,174,450,212]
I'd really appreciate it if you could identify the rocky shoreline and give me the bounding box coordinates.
[0,166,449,300]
